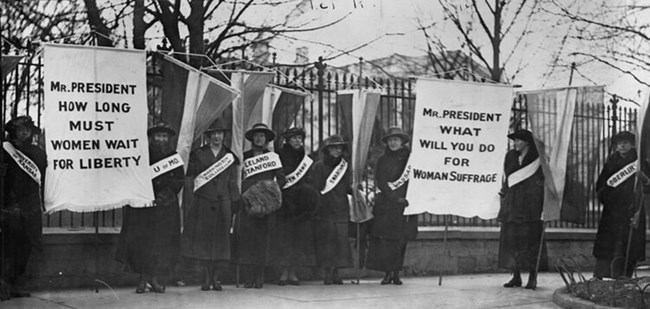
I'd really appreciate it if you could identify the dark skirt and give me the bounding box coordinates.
[366,237,406,272]
[181,196,232,262]
[314,221,353,268]
[268,215,317,267]
[0,220,32,281]
[116,203,181,275]
[233,211,273,266]
[498,221,548,271]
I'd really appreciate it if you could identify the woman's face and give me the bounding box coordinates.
[151,132,170,146]
[616,140,633,155]
[514,139,529,152]
[387,136,403,151]
[253,132,267,147]
[15,126,32,142]
[288,135,304,150]
[327,145,343,158]
[208,131,225,146]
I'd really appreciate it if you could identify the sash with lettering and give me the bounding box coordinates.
[606,160,638,188]
[321,159,348,195]
[283,155,313,189]
[194,153,236,191]
[3,141,41,186]
[243,152,282,179]
[507,158,541,188]
[151,153,184,179]
[387,164,411,191]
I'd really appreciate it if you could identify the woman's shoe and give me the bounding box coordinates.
[150,278,165,293]
[201,267,211,291]
[503,277,522,288]
[212,282,223,291]
[278,280,288,286]
[381,272,392,285]
[525,278,537,290]
[135,280,146,294]
[332,269,343,285]
[288,280,300,286]
[243,283,255,288]
[391,272,403,285]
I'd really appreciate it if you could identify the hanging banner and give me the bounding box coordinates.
[405,78,513,219]
[43,44,154,213]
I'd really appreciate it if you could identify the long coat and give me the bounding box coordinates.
[233,148,286,266]
[497,149,547,270]
[181,145,239,263]
[116,147,185,275]
[366,147,418,272]
[268,143,319,267]
[311,154,353,268]
[593,150,646,277]
[1,140,45,281]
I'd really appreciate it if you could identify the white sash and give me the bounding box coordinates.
[321,159,348,195]
[3,141,41,186]
[151,153,184,179]
[606,160,638,188]
[507,158,540,188]
[194,153,235,192]
[387,164,411,191]
[243,152,282,179]
[283,155,313,189]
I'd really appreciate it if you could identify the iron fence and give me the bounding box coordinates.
[1,52,638,229]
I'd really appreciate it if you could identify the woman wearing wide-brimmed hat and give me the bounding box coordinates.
[180,120,240,291]
[116,121,185,294]
[593,131,648,279]
[233,123,286,289]
[497,129,547,290]
[1,116,46,300]
[311,134,353,284]
[366,126,418,285]
[268,127,319,286]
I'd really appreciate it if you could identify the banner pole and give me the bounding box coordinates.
[533,221,547,290]
[624,187,643,277]
[438,215,449,286]
[94,211,99,293]
[354,222,360,284]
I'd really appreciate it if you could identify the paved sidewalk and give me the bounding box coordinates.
[3,273,565,309]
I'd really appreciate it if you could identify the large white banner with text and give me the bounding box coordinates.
[43,44,154,213]
[405,78,512,218]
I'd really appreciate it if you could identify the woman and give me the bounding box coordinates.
[234,123,286,288]
[593,131,647,279]
[116,121,185,294]
[498,129,545,290]
[269,127,319,286]
[181,121,240,291]
[312,135,353,285]
[366,126,418,285]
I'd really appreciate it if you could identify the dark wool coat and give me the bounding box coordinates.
[268,143,318,267]
[497,148,547,270]
[1,141,45,281]
[116,148,185,275]
[311,154,353,268]
[593,150,646,269]
[181,145,240,262]
[366,147,418,272]
[233,148,286,266]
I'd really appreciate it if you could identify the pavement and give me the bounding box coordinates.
[0,272,568,309]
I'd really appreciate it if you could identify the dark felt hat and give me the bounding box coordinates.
[5,115,41,135]
[245,123,275,142]
[320,134,348,152]
[507,129,535,145]
[147,121,176,137]
[282,127,306,140]
[205,119,229,134]
[381,126,410,144]
[611,131,635,144]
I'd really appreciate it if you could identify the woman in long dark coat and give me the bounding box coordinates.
[593,131,647,279]
[234,123,286,289]
[498,129,546,290]
[181,122,239,291]
[366,126,418,285]
[116,121,185,293]
[1,116,45,300]
[269,128,319,285]
[312,135,353,285]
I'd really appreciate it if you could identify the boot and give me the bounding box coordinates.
[525,270,537,290]
[323,267,332,285]
[503,270,522,288]
[331,268,343,285]
[135,274,147,294]
[391,271,403,285]
[201,266,211,291]
[380,272,391,285]
[149,276,165,293]
[212,267,222,291]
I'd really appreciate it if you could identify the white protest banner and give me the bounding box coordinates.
[405,78,513,219]
[43,44,154,213]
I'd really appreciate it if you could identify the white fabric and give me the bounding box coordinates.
[3,141,41,185]
[388,164,411,191]
[321,159,348,195]
[193,153,235,191]
[151,153,184,179]
[283,155,313,189]
[507,158,541,187]
[607,161,638,188]
[43,44,154,213]
[405,78,513,219]
[243,152,282,179]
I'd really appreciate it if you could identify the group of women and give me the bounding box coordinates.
[116,121,417,293]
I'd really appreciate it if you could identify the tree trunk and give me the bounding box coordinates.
[133,0,145,50]
[187,0,205,68]
[83,0,113,47]
[491,0,502,82]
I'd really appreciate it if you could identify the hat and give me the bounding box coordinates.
[282,127,306,140]
[245,123,275,142]
[507,129,535,145]
[381,126,410,144]
[5,115,41,135]
[205,119,230,135]
[147,121,176,137]
[611,131,635,144]
[320,134,348,152]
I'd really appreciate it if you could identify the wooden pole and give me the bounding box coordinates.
[438,215,449,286]
[532,221,547,290]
